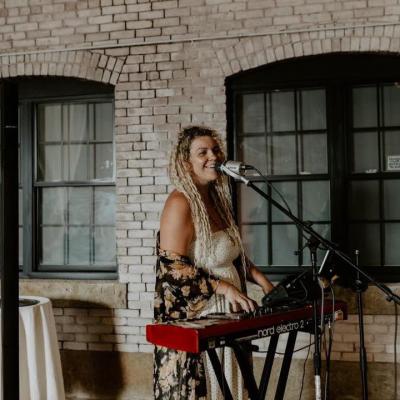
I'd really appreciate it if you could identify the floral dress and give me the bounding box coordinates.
[153,235,220,400]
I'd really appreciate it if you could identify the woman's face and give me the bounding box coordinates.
[188,135,223,186]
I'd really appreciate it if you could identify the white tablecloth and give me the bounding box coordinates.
[0,296,65,400]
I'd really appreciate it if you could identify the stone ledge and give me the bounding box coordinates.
[19,279,127,309]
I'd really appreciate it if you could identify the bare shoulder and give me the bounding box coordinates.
[164,190,190,212]
[160,190,194,254]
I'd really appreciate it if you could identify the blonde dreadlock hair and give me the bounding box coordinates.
[169,126,247,272]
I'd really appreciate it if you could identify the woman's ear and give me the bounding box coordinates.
[183,160,192,173]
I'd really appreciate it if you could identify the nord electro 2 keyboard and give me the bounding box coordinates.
[147,300,347,400]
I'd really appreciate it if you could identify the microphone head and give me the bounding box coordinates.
[224,161,244,174]
[214,162,224,173]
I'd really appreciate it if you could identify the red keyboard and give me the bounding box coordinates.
[146,300,347,353]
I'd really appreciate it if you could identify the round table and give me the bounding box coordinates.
[1,296,65,400]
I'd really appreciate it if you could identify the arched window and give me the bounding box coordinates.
[9,77,116,278]
[228,53,400,281]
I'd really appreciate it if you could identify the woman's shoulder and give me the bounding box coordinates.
[163,190,190,214]
[160,190,194,252]
[161,190,192,227]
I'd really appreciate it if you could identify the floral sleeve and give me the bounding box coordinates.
[154,248,220,322]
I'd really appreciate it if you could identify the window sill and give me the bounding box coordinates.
[19,278,127,309]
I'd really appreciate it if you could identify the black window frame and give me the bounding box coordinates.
[16,77,117,280]
[227,53,400,282]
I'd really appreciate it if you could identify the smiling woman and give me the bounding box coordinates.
[153,126,274,400]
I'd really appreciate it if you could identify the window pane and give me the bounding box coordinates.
[272,224,298,265]
[300,133,328,174]
[271,181,297,222]
[69,187,91,225]
[94,227,116,264]
[68,103,87,142]
[95,103,114,141]
[385,223,400,265]
[352,131,379,173]
[352,87,377,128]
[271,91,295,132]
[37,104,62,142]
[383,85,400,127]
[94,143,114,180]
[38,145,62,181]
[384,180,400,219]
[68,227,90,265]
[94,187,116,225]
[33,97,115,272]
[42,187,65,225]
[41,227,64,265]
[65,144,88,181]
[271,134,296,175]
[238,183,267,224]
[302,181,330,221]
[348,180,379,220]
[300,89,326,130]
[238,136,267,173]
[302,224,331,266]
[242,94,265,134]
[348,223,380,266]
[384,130,400,172]
[241,224,268,266]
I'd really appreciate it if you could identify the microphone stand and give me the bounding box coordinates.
[354,250,368,400]
[309,235,322,400]
[220,165,400,398]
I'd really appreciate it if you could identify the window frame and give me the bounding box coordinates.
[227,53,400,282]
[17,78,117,280]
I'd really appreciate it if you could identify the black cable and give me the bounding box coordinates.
[254,341,314,355]
[299,334,312,400]
[394,303,398,400]
[251,166,294,216]
[323,285,336,400]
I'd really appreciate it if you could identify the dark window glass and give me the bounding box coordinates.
[236,88,330,269]
[16,78,116,277]
[229,54,400,280]
[36,101,116,271]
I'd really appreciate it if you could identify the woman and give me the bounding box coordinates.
[154,126,274,400]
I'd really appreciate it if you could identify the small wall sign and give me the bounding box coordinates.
[387,155,400,171]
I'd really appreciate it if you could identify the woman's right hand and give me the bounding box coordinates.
[216,280,257,313]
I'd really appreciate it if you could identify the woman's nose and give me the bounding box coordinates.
[208,151,217,160]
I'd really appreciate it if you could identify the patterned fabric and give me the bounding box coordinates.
[153,234,220,400]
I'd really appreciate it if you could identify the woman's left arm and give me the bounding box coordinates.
[245,256,274,294]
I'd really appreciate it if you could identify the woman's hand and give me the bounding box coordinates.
[216,280,257,313]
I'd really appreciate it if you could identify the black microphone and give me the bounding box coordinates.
[215,160,254,176]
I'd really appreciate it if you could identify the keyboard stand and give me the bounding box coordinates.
[207,331,298,400]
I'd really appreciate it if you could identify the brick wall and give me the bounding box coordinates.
[3,0,400,394]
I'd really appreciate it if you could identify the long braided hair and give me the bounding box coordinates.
[169,126,247,270]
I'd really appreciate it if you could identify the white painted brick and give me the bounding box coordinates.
[89,343,113,351]
[115,343,139,352]
[63,324,88,333]
[64,342,88,351]
[139,344,154,353]
[102,317,128,326]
